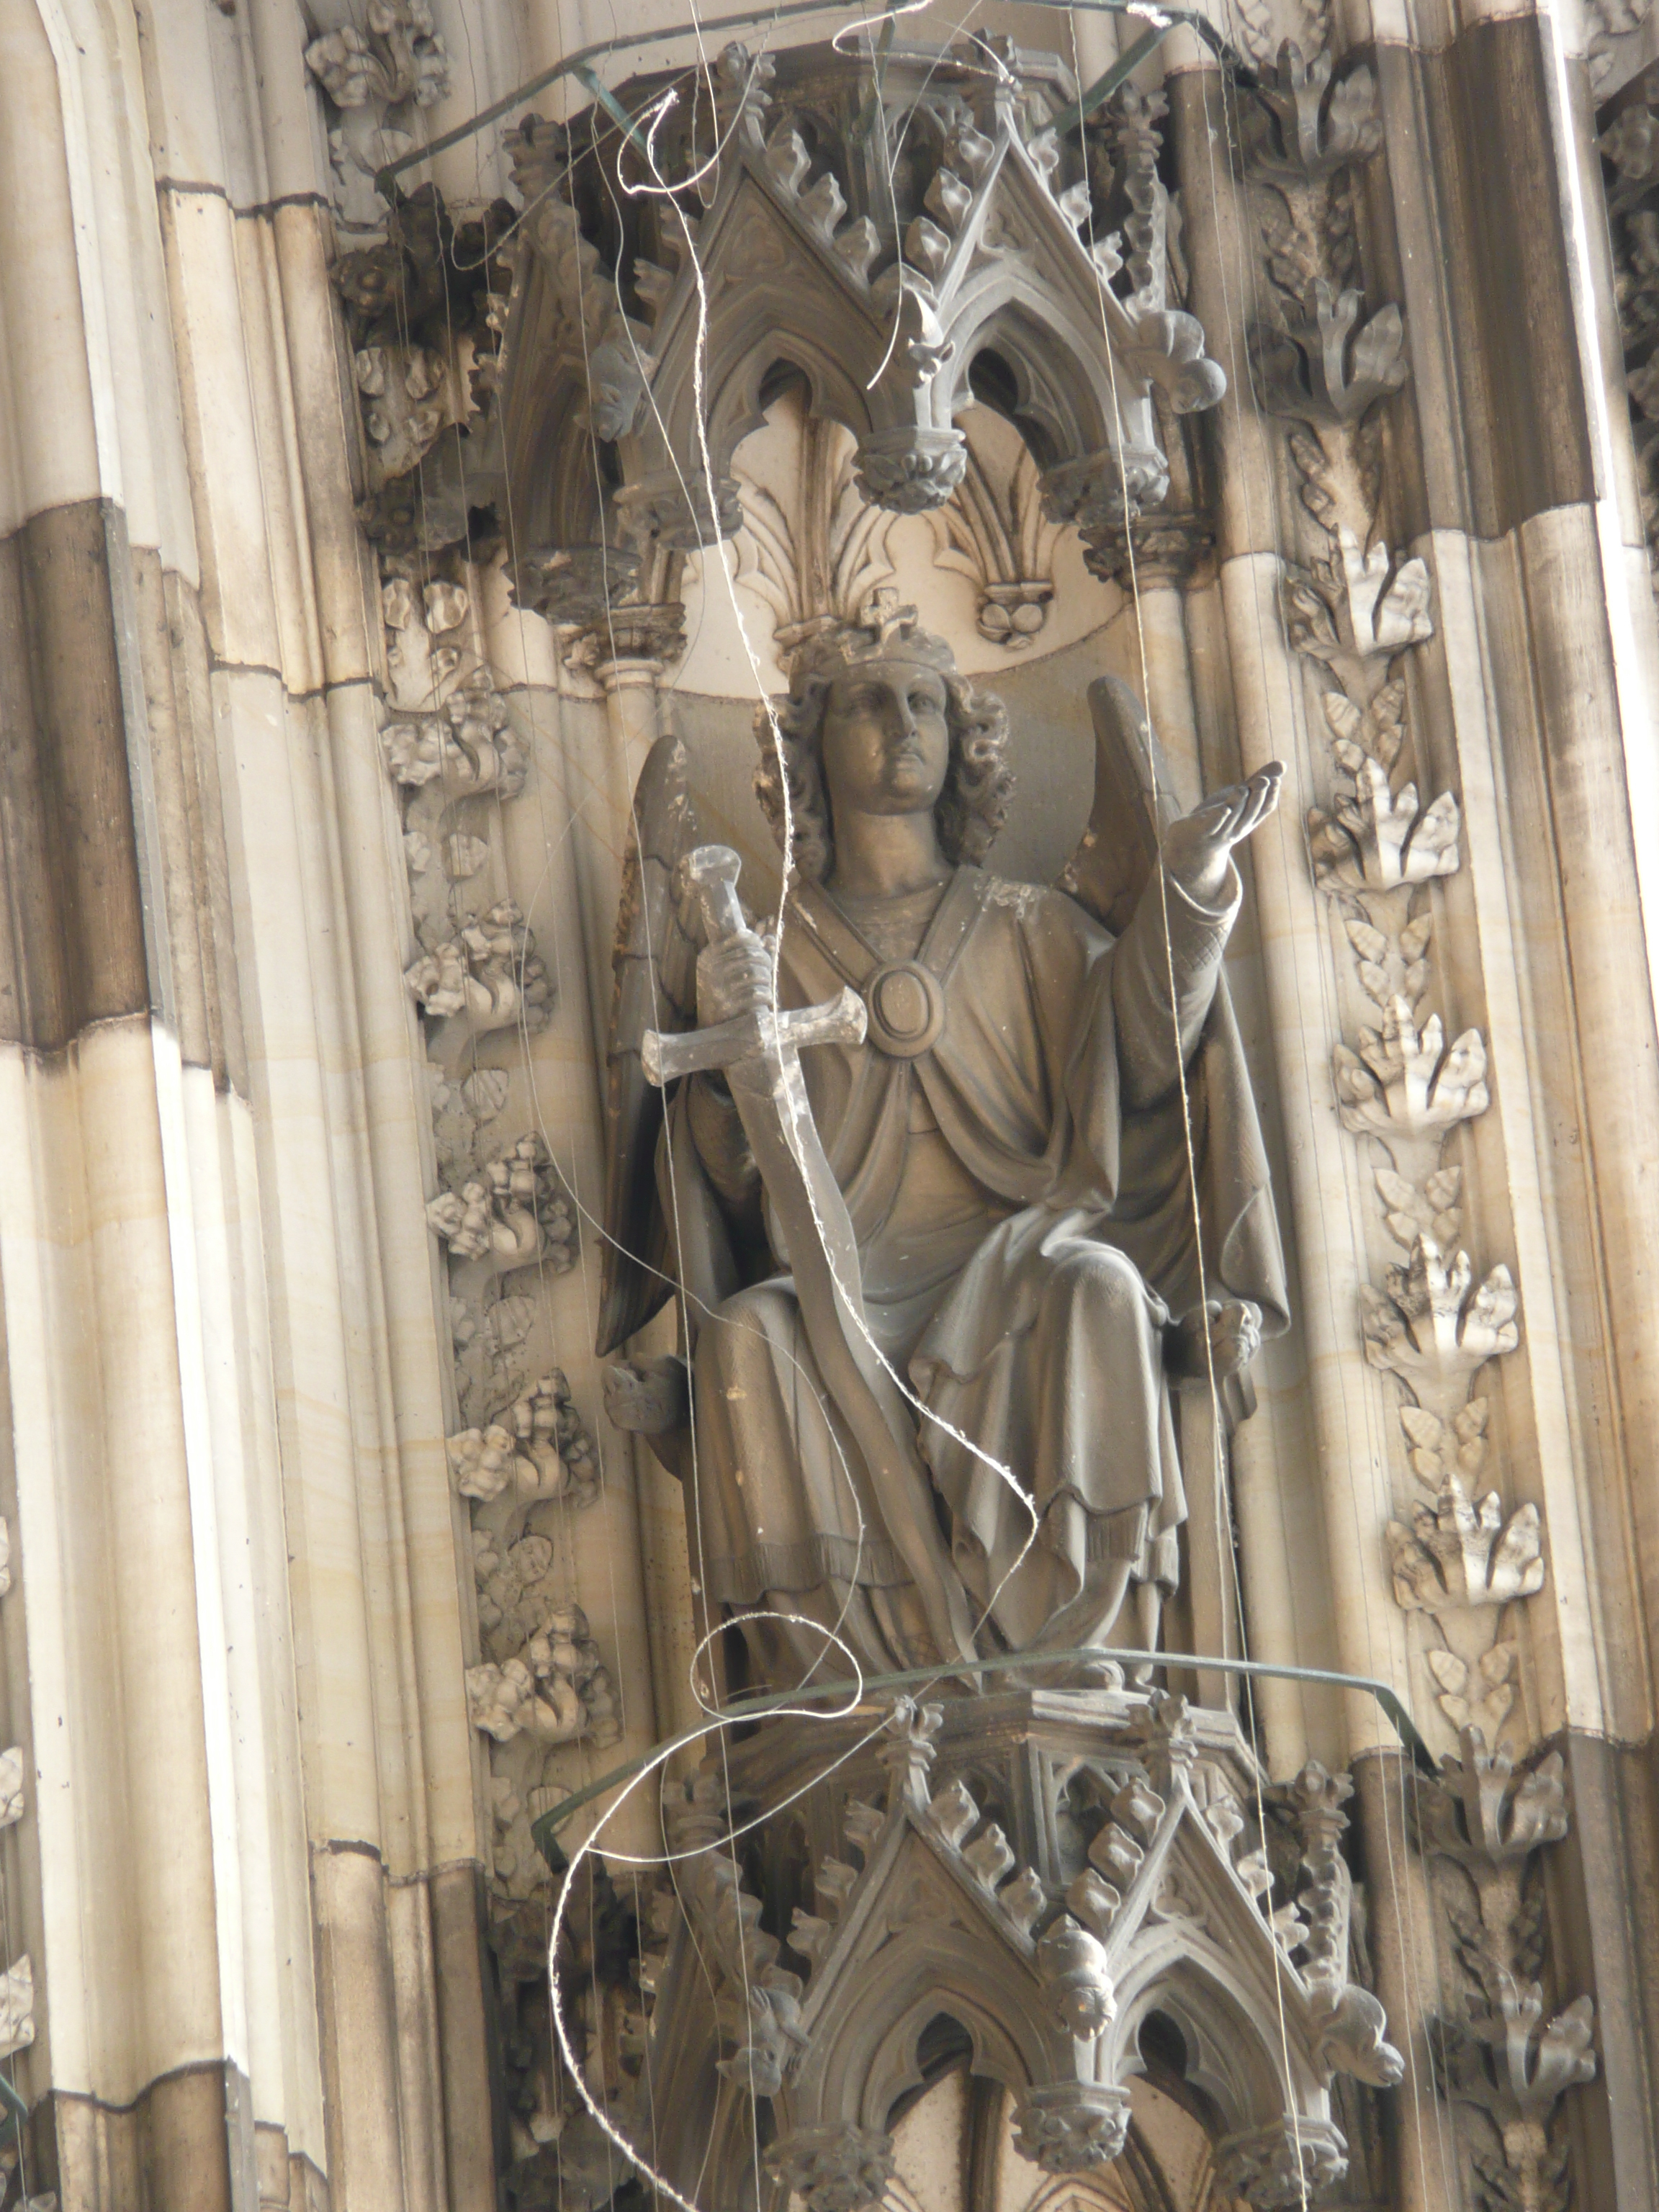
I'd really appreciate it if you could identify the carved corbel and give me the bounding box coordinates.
[1040,446,1171,536]
[1009,2084,1133,2172]
[852,426,969,516]
[1213,2118,1349,2207]
[763,2124,896,2212]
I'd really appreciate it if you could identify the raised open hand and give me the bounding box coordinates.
[1159,762,1284,907]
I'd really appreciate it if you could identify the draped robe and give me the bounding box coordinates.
[670,857,1287,1683]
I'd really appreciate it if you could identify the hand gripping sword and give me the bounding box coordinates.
[642,845,980,1671]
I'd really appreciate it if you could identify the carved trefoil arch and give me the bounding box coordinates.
[496,35,1226,626]
[631,1694,1401,2212]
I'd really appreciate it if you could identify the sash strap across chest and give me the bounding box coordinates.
[786,868,993,1062]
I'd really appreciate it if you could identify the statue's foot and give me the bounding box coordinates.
[603,1355,692,1483]
[603,1354,691,1434]
[1166,1298,1262,1382]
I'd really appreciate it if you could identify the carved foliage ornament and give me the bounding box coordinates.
[1413,1731,1596,2212]
[1245,39,1542,1745]
[1601,71,1659,568]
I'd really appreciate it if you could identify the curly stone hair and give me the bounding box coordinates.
[753,630,1015,885]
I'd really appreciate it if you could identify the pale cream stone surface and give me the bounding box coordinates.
[0,0,102,525]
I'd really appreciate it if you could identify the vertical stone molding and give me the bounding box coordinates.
[1234,35,1542,1758]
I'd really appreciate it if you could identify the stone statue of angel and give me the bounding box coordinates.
[598,604,1287,1691]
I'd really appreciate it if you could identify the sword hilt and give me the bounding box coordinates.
[644,845,867,1089]
[680,845,747,947]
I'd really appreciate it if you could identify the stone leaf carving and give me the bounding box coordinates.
[305,0,450,226]
[1601,79,1659,563]
[465,1581,618,1748]
[382,660,525,794]
[1311,755,1461,891]
[0,1957,33,2059]
[354,343,453,483]
[1334,1002,1488,1141]
[0,1750,23,1830]
[449,1372,599,1509]
[1413,1730,1593,2208]
[1388,1481,1545,1611]
[426,1136,574,1277]
[1360,1234,1520,1419]
[1010,2083,1133,2172]
[1365,1233,1518,1401]
[1588,0,1655,87]
[406,902,553,1073]
[1426,1640,1520,1742]
[1436,1976,1596,2211]
[1214,2117,1348,2206]
[930,429,1058,647]
[1285,528,1433,699]
[1247,43,1384,181]
[763,2124,894,2212]
[1257,281,1411,426]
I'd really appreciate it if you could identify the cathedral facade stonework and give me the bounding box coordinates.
[0,1,1653,2208]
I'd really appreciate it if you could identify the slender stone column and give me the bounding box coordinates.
[1169,45,1446,2212]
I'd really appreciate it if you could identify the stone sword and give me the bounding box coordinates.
[641,845,981,1670]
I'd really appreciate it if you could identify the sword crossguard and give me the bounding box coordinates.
[642,989,867,1087]
[642,845,868,1087]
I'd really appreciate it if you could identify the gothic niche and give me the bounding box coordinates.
[484,31,1406,2212]
[495,34,1228,629]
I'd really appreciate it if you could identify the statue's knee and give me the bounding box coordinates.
[1054,1243,1144,1324]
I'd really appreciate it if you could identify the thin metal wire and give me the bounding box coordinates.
[371,0,1254,201]
[530,1642,1437,1861]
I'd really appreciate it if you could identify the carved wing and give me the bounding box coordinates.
[596,732,702,1357]
[1058,675,1182,933]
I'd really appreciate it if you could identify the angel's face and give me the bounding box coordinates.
[819,658,950,824]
